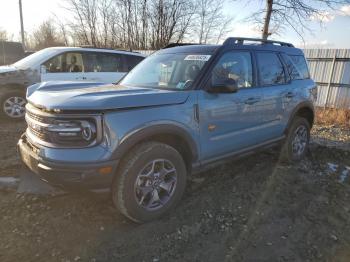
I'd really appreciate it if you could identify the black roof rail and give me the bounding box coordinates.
[163,43,200,49]
[223,37,294,47]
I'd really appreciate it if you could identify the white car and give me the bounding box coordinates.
[0,47,145,119]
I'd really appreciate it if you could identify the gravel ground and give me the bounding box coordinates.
[311,124,350,151]
[0,121,350,262]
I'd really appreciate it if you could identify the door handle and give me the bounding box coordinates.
[285,92,295,98]
[244,97,261,105]
[76,76,87,80]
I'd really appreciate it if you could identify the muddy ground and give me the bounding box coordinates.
[0,122,350,262]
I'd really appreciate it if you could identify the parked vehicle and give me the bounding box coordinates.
[0,47,145,119]
[0,41,25,66]
[18,37,317,222]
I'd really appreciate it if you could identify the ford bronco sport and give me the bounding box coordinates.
[18,37,317,222]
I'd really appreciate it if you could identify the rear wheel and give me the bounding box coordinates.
[0,90,26,120]
[112,141,187,223]
[281,117,310,162]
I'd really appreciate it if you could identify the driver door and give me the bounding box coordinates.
[198,50,265,161]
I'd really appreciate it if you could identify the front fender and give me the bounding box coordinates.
[110,121,199,162]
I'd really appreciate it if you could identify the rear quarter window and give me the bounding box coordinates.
[282,54,310,80]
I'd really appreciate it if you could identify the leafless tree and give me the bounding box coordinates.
[195,0,234,44]
[41,0,234,49]
[243,0,350,40]
[64,0,100,46]
[29,20,65,50]
[0,29,13,41]
[54,15,70,46]
[149,0,195,49]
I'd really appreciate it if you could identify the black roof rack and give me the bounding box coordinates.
[163,43,200,49]
[223,37,294,47]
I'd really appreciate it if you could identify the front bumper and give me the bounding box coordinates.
[17,134,118,192]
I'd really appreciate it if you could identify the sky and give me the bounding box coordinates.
[1,0,350,48]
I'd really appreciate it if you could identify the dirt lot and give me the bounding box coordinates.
[0,122,350,262]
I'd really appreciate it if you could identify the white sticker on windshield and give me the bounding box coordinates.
[184,55,211,61]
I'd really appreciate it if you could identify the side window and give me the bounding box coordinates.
[211,51,253,89]
[282,54,310,80]
[43,53,64,73]
[124,55,144,71]
[44,52,84,73]
[289,55,310,79]
[83,53,97,72]
[83,53,123,73]
[256,52,286,86]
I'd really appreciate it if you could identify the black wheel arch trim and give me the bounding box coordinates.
[285,101,315,134]
[111,123,199,162]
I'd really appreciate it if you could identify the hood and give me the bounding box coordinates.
[27,81,190,111]
[0,65,18,74]
[0,66,39,86]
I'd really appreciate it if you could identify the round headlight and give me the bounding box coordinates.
[80,120,96,141]
[82,126,92,141]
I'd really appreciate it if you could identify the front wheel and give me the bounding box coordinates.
[281,117,311,162]
[0,90,26,120]
[112,142,187,223]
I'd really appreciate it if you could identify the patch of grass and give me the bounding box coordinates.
[315,108,350,127]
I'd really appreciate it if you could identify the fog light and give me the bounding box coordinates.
[98,166,113,175]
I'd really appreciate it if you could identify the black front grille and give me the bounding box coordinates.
[26,109,45,123]
[29,125,49,140]
[25,105,53,143]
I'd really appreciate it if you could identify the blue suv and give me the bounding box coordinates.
[18,37,317,222]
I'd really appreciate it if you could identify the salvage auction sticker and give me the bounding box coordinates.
[184,55,211,61]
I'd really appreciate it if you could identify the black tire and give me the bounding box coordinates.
[0,90,26,120]
[112,141,187,223]
[281,117,310,162]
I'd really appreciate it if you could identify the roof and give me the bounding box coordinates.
[43,46,146,57]
[156,37,303,56]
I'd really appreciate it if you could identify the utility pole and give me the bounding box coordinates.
[19,0,25,50]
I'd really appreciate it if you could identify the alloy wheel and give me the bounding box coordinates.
[3,96,26,118]
[134,159,177,211]
[291,125,308,157]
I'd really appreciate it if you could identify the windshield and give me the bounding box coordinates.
[13,48,60,69]
[120,53,211,90]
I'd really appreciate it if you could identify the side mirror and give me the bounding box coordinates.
[40,65,47,74]
[209,76,238,93]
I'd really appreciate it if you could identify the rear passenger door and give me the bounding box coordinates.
[256,51,292,140]
[83,52,125,83]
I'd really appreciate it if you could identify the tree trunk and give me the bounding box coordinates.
[262,0,273,40]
